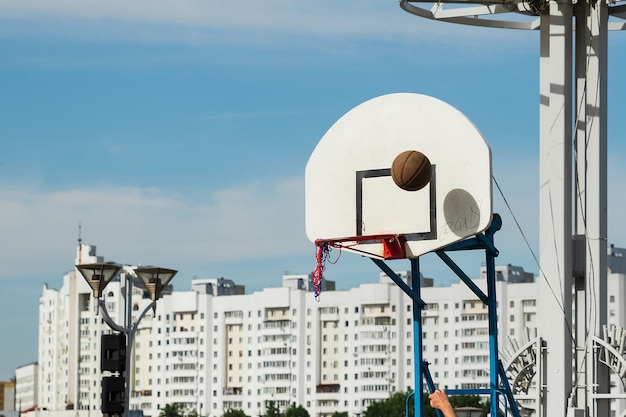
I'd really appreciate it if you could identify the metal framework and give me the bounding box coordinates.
[398,0,626,414]
[399,0,626,30]
[372,214,521,417]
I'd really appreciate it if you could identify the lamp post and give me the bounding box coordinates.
[76,262,177,417]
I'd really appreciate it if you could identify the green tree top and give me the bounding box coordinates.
[364,390,488,417]
[264,401,281,417]
[159,403,199,417]
[223,409,249,417]
[284,405,309,417]
[159,404,185,417]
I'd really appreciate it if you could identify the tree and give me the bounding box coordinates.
[284,405,309,417]
[364,390,489,417]
[224,409,249,417]
[160,404,185,417]
[159,403,199,417]
[449,394,482,408]
[264,401,281,417]
[364,390,413,417]
[330,413,348,417]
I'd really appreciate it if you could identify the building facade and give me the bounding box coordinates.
[0,379,15,411]
[15,362,38,412]
[34,244,626,417]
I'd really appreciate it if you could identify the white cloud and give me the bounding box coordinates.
[0,177,310,279]
[3,150,624,286]
[0,0,533,50]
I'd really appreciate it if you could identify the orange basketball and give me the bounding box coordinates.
[391,150,432,191]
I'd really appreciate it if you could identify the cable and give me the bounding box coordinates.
[492,175,573,342]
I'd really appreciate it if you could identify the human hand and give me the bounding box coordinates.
[428,389,456,417]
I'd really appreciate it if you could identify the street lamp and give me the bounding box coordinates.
[76,262,177,417]
[78,262,122,300]
[134,266,177,303]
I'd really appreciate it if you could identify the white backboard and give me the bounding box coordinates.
[305,93,492,259]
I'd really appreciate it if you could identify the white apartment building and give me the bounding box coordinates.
[15,362,38,412]
[38,243,104,411]
[35,243,626,417]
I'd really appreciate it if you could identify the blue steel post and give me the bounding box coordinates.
[485,224,500,417]
[422,363,444,417]
[411,257,423,417]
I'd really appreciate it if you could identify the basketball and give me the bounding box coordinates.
[391,150,432,191]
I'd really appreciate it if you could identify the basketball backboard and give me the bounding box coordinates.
[305,93,492,259]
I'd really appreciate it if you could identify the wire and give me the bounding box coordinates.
[492,175,573,342]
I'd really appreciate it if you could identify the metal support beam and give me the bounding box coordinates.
[373,214,520,417]
[576,0,610,414]
[538,3,574,415]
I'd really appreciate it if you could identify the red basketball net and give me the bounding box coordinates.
[312,241,342,301]
[312,234,405,300]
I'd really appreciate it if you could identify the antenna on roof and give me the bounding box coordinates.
[78,221,82,265]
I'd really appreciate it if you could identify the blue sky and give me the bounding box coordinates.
[2,0,626,380]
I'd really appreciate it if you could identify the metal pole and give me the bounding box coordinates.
[125,274,132,417]
[411,257,423,417]
[583,2,609,415]
[485,236,499,417]
[538,2,574,415]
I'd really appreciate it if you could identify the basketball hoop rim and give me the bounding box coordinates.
[315,234,407,260]
[314,234,403,246]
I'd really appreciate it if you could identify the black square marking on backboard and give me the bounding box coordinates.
[355,167,437,240]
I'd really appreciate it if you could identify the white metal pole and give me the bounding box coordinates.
[584,2,609,414]
[538,2,574,416]
[573,2,588,411]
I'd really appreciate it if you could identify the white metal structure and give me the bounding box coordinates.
[398,0,624,415]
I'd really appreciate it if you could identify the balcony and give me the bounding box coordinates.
[224,387,243,396]
[316,384,340,393]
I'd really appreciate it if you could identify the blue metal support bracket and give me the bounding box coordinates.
[371,258,426,308]
[434,251,489,304]
[369,213,520,417]
[423,362,444,417]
